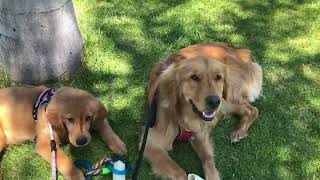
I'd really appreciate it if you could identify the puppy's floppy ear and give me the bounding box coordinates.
[89,98,108,132]
[158,64,180,109]
[89,98,107,122]
[46,108,67,138]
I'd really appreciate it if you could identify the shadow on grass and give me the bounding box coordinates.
[212,1,320,179]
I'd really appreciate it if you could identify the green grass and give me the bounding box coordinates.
[1,0,320,179]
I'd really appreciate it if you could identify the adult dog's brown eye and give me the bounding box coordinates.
[86,115,92,122]
[67,117,74,123]
[191,74,200,81]
[215,75,221,81]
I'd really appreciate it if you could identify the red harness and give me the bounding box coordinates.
[175,128,195,141]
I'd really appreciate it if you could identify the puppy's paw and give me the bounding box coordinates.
[230,129,247,143]
[107,134,127,155]
[169,169,187,180]
[66,167,85,180]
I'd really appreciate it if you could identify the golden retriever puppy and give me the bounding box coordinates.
[0,86,127,180]
[144,43,262,179]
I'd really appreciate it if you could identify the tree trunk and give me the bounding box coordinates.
[0,0,83,83]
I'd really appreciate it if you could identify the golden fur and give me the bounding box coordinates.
[144,42,262,180]
[0,86,127,180]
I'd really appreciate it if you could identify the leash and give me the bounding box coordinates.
[47,122,57,180]
[74,155,131,180]
[33,88,57,180]
[132,90,158,180]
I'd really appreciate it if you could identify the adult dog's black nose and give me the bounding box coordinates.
[205,96,221,110]
[76,135,87,146]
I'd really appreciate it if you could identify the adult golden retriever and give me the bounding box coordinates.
[144,42,262,180]
[0,86,127,180]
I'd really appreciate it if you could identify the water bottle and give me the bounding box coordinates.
[113,160,125,180]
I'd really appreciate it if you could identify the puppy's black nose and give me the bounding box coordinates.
[205,96,220,110]
[76,136,87,146]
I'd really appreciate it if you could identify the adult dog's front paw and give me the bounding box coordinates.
[207,168,220,180]
[208,172,220,180]
[107,134,127,155]
[203,161,220,180]
[230,129,248,143]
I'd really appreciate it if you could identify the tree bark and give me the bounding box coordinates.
[0,0,83,83]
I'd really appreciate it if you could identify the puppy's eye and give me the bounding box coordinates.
[67,117,74,123]
[86,115,92,122]
[215,75,222,81]
[190,74,200,81]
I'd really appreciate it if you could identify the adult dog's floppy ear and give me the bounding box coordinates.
[158,64,179,109]
[147,63,162,108]
[222,62,229,100]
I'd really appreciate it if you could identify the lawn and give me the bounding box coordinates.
[1,0,320,179]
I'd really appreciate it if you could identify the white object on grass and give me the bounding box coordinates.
[188,174,205,180]
[113,160,125,180]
